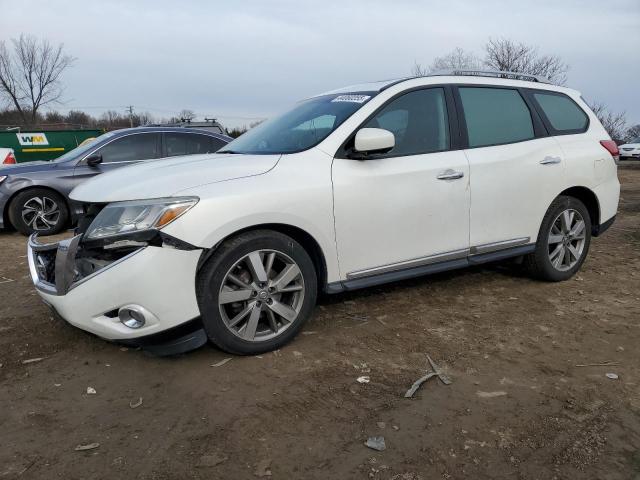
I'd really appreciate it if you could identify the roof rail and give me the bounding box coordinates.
[429,69,551,84]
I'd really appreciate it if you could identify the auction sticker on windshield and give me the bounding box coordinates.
[331,95,371,103]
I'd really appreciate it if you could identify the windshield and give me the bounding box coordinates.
[52,131,117,163]
[220,93,375,154]
[629,137,640,144]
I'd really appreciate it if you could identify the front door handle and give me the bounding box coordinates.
[540,156,562,165]
[437,169,464,180]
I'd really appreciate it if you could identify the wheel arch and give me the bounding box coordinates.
[558,186,601,235]
[198,223,329,292]
[4,184,71,230]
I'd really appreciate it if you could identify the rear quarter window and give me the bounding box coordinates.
[532,92,588,133]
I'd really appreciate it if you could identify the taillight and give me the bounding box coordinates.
[3,151,16,164]
[600,140,619,160]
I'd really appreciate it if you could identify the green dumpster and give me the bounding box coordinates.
[0,129,103,163]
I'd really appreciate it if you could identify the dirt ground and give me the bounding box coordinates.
[1,165,639,480]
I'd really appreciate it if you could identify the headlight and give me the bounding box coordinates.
[85,197,198,240]
[0,176,7,184]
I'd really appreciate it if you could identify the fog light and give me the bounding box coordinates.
[118,306,146,329]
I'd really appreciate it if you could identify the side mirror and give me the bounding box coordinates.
[86,154,103,167]
[349,128,395,159]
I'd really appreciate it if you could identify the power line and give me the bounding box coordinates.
[55,104,269,123]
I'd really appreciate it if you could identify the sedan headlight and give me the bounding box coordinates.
[0,176,7,184]
[85,197,198,240]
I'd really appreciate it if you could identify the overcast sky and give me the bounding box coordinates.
[1,0,639,128]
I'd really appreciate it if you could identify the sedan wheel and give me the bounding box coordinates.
[21,196,61,232]
[8,188,69,236]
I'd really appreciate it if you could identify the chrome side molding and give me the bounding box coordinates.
[347,248,470,279]
[469,237,530,255]
[346,237,531,280]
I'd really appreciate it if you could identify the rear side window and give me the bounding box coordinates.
[165,133,223,157]
[459,87,534,148]
[364,87,450,156]
[208,137,226,152]
[532,92,588,133]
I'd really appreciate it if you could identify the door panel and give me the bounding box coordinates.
[465,137,565,248]
[333,151,470,277]
[456,86,567,249]
[332,87,470,279]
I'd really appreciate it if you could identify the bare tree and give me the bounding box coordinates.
[588,102,627,141]
[134,111,154,126]
[412,47,481,76]
[43,110,64,124]
[483,38,568,85]
[624,124,640,142]
[64,110,91,127]
[411,61,428,77]
[100,110,124,127]
[0,35,75,125]
[432,47,481,73]
[179,109,196,122]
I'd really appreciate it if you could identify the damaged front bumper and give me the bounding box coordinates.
[27,231,207,352]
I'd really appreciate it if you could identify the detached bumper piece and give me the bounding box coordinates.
[28,231,206,356]
[117,319,208,356]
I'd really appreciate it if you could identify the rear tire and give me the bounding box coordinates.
[8,188,69,236]
[196,230,317,355]
[523,196,591,281]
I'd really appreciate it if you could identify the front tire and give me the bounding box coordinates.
[8,188,69,236]
[196,230,317,355]
[524,196,591,281]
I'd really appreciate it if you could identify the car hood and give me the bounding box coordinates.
[619,143,640,149]
[70,153,281,203]
[0,160,57,174]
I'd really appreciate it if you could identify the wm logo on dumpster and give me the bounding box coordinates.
[16,133,49,146]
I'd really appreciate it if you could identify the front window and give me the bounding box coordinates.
[97,133,161,163]
[363,88,450,156]
[629,137,640,144]
[219,93,375,154]
[53,131,117,163]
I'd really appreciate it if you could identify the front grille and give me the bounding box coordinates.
[31,232,140,292]
[34,249,57,284]
[75,246,139,279]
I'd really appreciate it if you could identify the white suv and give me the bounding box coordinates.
[27,71,620,355]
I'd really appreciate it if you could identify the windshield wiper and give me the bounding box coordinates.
[217,150,240,154]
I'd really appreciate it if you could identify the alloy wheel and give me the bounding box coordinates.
[21,196,60,231]
[218,249,305,342]
[547,208,586,271]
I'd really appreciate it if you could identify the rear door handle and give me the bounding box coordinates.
[437,169,464,180]
[540,156,562,165]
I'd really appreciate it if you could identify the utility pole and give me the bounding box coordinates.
[126,105,134,127]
